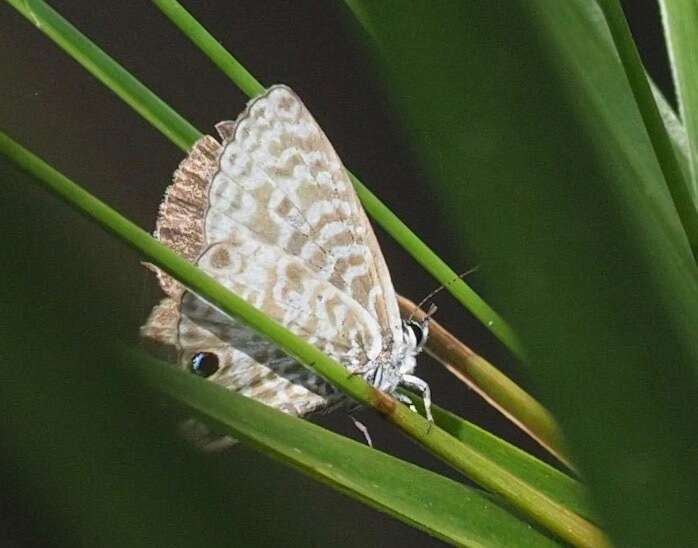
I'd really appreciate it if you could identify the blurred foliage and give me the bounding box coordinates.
[4,0,698,546]
[1,1,598,545]
[659,0,698,200]
[0,165,375,547]
[0,114,580,546]
[344,1,698,546]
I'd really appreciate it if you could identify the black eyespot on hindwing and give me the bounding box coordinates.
[191,352,220,378]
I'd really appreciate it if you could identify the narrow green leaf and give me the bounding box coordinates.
[8,0,572,477]
[343,1,698,546]
[522,0,697,275]
[402,297,571,468]
[6,0,525,359]
[0,132,608,547]
[651,79,693,193]
[128,350,561,548]
[405,395,593,522]
[150,0,265,99]
[659,0,698,199]
[595,0,698,259]
[149,0,524,359]
[0,161,556,547]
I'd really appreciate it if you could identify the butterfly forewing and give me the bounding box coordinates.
[205,86,403,345]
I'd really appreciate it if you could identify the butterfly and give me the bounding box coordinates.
[141,85,432,445]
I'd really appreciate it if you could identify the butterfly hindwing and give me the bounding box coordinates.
[143,85,408,421]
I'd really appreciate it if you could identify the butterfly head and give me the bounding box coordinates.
[402,318,429,355]
[402,302,435,355]
[389,317,425,381]
[399,300,435,366]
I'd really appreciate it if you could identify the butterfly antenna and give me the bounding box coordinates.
[408,265,480,322]
[424,302,439,321]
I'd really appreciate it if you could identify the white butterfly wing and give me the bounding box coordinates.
[143,85,404,419]
[205,85,403,347]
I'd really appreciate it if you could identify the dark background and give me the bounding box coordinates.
[0,2,674,546]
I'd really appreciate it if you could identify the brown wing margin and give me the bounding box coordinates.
[147,135,222,298]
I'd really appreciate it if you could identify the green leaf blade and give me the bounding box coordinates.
[422,402,593,522]
[659,0,698,200]
[344,1,698,546]
[131,351,562,548]
[595,0,698,259]
[150,0,525,358]
[0,130,606,546]
[651,79,693,190]
[7,0,525,359]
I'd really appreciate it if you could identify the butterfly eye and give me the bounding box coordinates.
[405,320,425,347]
[191,352,220,378]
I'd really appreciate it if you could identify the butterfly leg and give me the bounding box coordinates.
[399,375,434,423]
[349,415,373,447]
[396,392,418,414]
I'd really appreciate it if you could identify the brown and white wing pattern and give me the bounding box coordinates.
[150,135,221,299]
[205,85,404,353]
[143,85,408,420]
